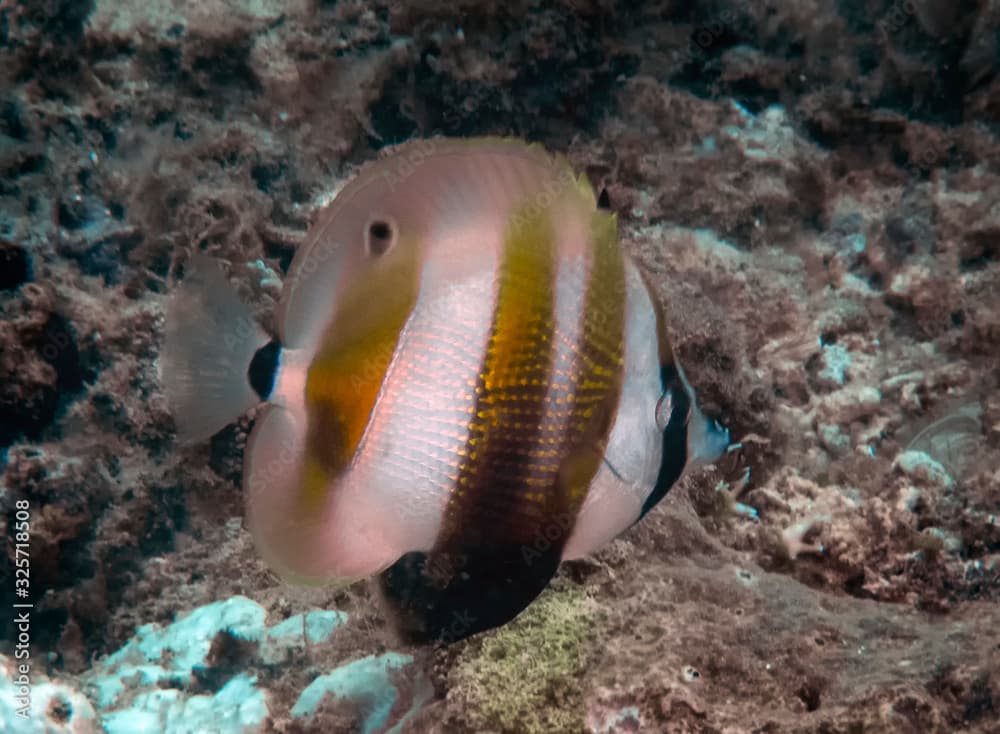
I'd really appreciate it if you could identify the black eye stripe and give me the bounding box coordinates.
[659,362,679,386]
[639,364,690,519]
[597,188,612,210]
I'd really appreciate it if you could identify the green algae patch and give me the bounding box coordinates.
[448,587,599,734]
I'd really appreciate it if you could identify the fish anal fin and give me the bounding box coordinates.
[244,405,401,585]
[376,546,561,643]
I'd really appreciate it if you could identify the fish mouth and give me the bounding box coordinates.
[708,418,732,457]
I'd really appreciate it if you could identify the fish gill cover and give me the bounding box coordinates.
[0,1,998,733]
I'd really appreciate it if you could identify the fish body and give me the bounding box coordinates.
[162,138,730,642]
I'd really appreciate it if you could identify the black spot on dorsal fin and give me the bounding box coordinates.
[597,188,612,211]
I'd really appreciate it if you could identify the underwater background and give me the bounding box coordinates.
[1,0,999,732]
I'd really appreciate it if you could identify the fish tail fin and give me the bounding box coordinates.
[160,253,270,443]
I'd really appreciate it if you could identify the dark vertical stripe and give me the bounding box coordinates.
[377,201,562,643]
[378,192,628,642]
[437,201,560,549]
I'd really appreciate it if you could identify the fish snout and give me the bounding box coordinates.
[688,405,731,466]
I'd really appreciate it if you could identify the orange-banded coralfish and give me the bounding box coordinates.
[161,137,730,642]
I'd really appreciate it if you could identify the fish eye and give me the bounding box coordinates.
[655,391,674,432]
[366,218,396,257]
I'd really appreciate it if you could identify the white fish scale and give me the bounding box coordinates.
[345,267,497,552]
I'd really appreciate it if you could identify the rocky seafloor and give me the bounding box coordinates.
[1,1,998,732]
